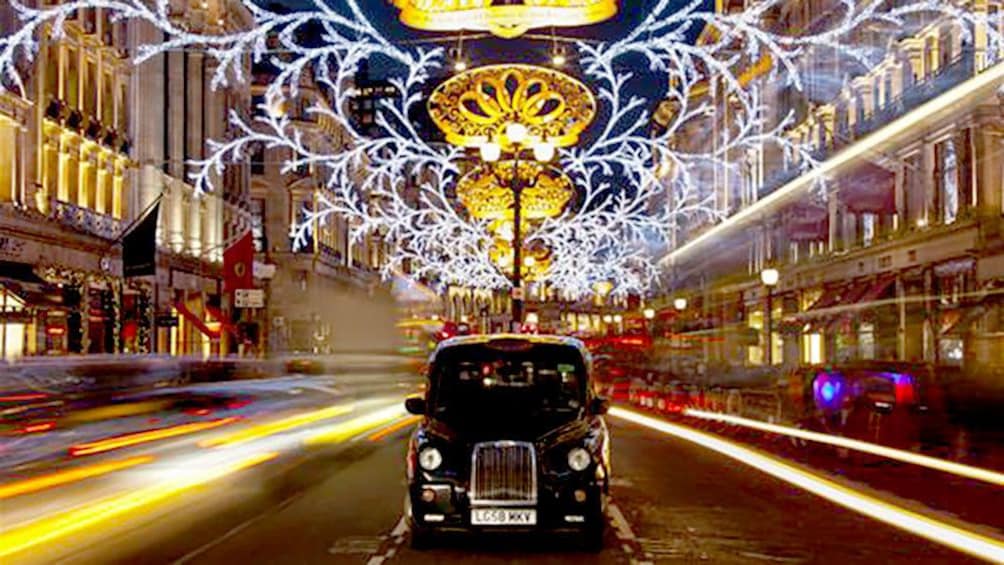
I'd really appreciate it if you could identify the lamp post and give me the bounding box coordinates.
[480,122,555,331]
[760,268,780,366]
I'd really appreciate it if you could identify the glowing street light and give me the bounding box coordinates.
[643,308,656,320]
[532,141,556,163]
[673,297,688,311]
[506,122,529,145]
[760,268,780,287]
[479,142,502,163]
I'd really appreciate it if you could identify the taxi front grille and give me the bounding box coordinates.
[469,441,537,506]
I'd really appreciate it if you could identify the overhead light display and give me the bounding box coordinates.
[428,64,597,149]
[456,162,574,221]
[391,0,618,39]
[4,0,1000,297]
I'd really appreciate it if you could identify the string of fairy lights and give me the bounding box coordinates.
[2,0,1000,299]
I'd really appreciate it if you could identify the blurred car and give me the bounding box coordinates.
[404,335,610,551]
[283,357,326,375]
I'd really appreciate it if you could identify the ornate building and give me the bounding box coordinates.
[657,0,1004,377]
[0,0,252,359]
[248,65,400,355]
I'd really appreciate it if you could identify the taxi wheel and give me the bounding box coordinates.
[579,520,605,553]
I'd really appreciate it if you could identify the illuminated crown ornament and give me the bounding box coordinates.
[392,0,618,39]
[457,162,574,221]
[428,65,596,149]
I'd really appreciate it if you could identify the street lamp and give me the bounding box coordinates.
[760,268,779,366]
[643,308,656,320]
[673,297,688,311]
[479,124,556,331]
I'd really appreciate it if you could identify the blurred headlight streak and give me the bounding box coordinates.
[367,415,422,442]
[200,404,356,448]
[0,456,154,500]
[69,418,240,456]
[304,404,408,445]
[684,409,1004,487]
[0,451,277,559]
[611,408,1004,563]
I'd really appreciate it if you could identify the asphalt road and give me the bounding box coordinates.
[23,412,980,565]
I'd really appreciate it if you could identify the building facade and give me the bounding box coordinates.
[0,0,252,360]
[248,68,400,355]
[657,0,1004,378]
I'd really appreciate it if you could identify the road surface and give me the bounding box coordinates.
[1,376,981,565]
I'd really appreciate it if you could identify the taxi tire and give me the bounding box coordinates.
[579,519,605,553]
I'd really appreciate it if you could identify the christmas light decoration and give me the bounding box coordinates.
[392,0,618,39]
[3,0,1001,298]
[456,162,574,221]
[428,64,597,149]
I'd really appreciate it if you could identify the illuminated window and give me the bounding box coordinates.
[802,333,824,364]
[938,139,959,225]
[66,48,79,109]
[0,121,14,202]
[858,322,875,359]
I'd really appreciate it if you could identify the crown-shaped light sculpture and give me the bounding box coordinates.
[456,161,574,221]
[392,0,618,39]
[428,64,596,149]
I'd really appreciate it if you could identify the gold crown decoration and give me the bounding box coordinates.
[392,0,618,39]
[456,161,574,221]
[428,65,597,149]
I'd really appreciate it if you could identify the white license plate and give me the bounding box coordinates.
[470,508,537,526]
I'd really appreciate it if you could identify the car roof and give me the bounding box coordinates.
[430,334,590,363]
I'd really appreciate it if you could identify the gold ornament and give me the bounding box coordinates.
[392,0,618,39]
[428,65,596,149]
[456,161,574,221]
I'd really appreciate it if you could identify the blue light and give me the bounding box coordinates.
[820,381,836,402]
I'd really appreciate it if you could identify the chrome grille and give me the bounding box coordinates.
[469,441,537,506]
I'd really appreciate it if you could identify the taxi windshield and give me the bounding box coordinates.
[428,342,587,434]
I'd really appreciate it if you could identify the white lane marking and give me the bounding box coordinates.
[609,501,656,564]
[173,492,304,564]
[365,516,408,565]
[608,502,637,541]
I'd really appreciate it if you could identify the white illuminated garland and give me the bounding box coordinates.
[2,0,999,297]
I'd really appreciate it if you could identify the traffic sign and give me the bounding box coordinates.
[156,315,179,327]
[235,289,265,308]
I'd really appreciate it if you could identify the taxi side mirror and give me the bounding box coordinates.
[591,397,610,415]
[405,397,426,416]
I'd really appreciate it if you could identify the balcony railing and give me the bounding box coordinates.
[51,200,122,240]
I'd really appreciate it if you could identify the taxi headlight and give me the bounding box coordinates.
[418,447,443,471]
[567,447,591,472]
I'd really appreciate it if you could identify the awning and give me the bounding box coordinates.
[825,274,897,333]
[840,161,895,214]
[174,300,221,340]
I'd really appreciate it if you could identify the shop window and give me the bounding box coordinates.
[747,309,764,366]
[859,322,876,359]
[250,144,265,175]
[118,83,128,133]
[802,333,823,364]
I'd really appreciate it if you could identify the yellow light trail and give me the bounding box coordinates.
[199,404,356,448]
[0,451,278,560]
[610,407,1004,564]
[69,418,240,456]
[304,404,409,445]
[367,415,422,442]
[684,408,1004,487]
[0,456,155,500]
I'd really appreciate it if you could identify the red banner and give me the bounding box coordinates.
[224,232,255,293]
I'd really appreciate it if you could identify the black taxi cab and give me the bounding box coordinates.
[404,334,611,550]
